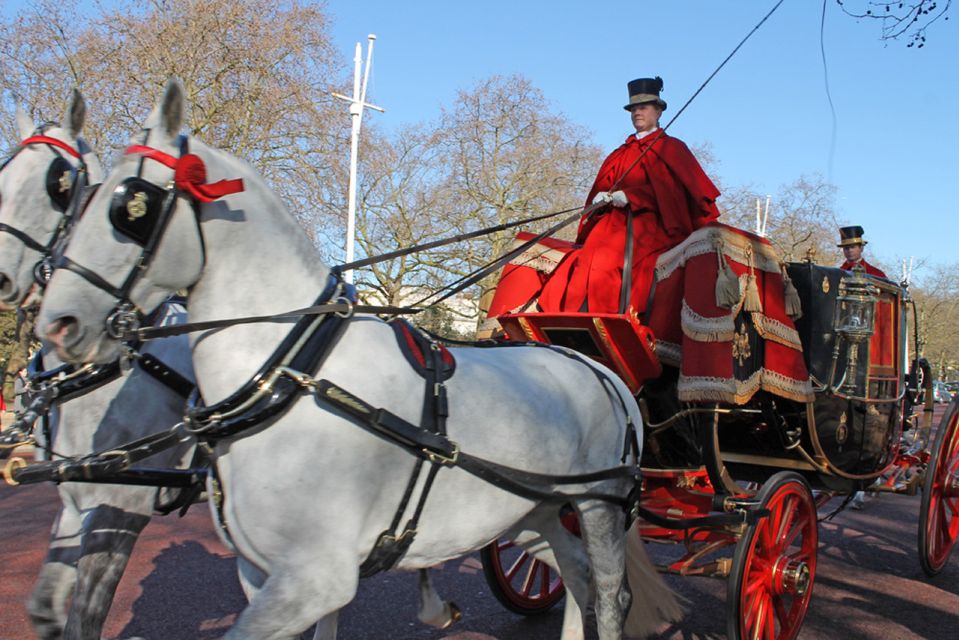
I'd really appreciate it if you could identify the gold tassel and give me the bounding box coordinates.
[713,236,740,310]
[781,265,803,320]
[743,244,763,313]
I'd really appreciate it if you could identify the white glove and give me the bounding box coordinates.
[591,190,629,208]
[609,190,628,208]
[592,191,612,205]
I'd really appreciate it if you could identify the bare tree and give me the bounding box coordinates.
[719,174,841,263]
[837,0,952,47]
[911,263,959,377]
[0,0,347,252]
[430,74,602,326]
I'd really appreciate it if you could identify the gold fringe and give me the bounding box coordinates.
[781,264,803,320]
[750,313,803,351]
[681,300,736,342]
[742,244,763,313]
[713,236,742,310]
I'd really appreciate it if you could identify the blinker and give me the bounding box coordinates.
[45,157,75,211]
[109,177,168,246]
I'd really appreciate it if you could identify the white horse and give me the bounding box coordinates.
[0,90,197,640]
[37,80,679,640]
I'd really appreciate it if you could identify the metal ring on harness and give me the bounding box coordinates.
[106,305,141,340]
[334,297,355,319]
[33,256,54,287]
[3,457,27,486]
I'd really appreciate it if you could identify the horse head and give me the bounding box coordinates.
[0,89,102,309]
[38,79,315,366]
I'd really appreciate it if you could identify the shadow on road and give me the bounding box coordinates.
[119,540,243,639]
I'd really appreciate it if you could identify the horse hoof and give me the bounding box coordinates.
[440,602,463,629]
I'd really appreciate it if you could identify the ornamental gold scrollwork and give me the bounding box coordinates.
[127,191,148,221]
[732,324,751,367]
[58,169,73,193]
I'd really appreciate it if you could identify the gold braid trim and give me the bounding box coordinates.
[681,300,736,342]
[678,370,763,404]
[507,240,568,274]
[750,313,804,351]
[654,226,783,284]
[678,369,813,404]
[761,369,815,402]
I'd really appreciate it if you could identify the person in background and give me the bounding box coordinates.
[838,225,887,278]
[840,225,886,510]
[537,76,720,314]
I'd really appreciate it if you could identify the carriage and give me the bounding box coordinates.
[476,225,959,639]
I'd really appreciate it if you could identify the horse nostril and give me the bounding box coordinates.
[45,316,79,349]
[0,273,13,296]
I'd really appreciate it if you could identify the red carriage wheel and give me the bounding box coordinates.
[727,471,818,640]
[919,397,959,576]
[480,539,565,614]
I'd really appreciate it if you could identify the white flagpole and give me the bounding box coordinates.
[761,195,770,237]
[334,34,384,284]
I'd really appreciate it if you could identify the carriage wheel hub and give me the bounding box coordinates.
[774,557,810,596]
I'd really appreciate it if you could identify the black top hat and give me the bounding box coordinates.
[623,77,667,111]
[837,225,867,247]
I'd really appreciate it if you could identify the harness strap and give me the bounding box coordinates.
[137,352,195,399]
[359,336,452,577]
[133,302,417,341]
[619,208,635,313]
[0,223,47,253]
[7,424,191,486]
[315,379,638,508]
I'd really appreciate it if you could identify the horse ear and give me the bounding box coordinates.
[62,89,86,138]
[157,78,185,141]
[15,104,33,140]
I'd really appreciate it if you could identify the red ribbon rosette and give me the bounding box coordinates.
[173,154,244,203]
[125,145,245,203]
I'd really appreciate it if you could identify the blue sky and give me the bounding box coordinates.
[324,0,957,279]
[4,1,956,278]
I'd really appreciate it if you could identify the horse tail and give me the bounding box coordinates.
[624,521,686,637]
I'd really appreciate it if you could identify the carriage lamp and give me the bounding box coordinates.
[833,265,879,393]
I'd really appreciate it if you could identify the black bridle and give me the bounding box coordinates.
[54,131,243,338]
[0,127,91,288]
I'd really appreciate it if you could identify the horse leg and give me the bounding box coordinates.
[510,507,592,640]
[28,507,82,640]
[309,612,339,640]
[576,499,629,640]
[416,568,461,629]
[225,561,358,640]
[28,561,77,640]
[236,556,267,602]
[62,505,151,640]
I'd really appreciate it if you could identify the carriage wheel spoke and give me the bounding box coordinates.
[505,551,530,582]
[497,540,516,552]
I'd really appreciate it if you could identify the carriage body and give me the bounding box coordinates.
[489,227,915,496]
[481,224,953,639]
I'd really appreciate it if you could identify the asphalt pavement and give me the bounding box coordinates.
[2,404,958,639]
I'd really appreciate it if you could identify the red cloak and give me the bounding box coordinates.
[840,258,887,278]
[538,130,720,313]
